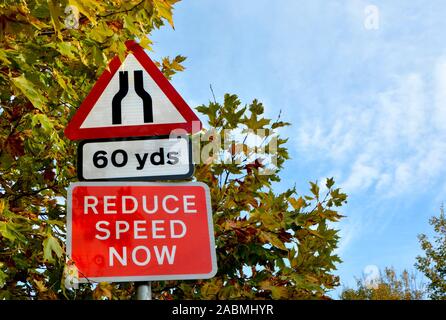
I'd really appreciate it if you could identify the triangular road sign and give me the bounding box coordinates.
[64,41,201,140]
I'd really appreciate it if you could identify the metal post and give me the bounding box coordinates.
[136,281,152,300]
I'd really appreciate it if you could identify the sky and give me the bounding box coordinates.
[150,0,446,296]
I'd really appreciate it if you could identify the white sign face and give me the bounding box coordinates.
[80,54,186,129]
[64,42,202,141]
[77,136,193,181]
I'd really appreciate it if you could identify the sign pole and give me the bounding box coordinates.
[136,281,152,300]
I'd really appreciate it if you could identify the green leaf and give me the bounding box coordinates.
[0,152,14,169]
[46,219,65,228]
[153,0,179,28]
[259,231,287,251]
[270,286,289,299]
[308,229,324,239]
[56,42,78,60]
[326,177,335,189]
[259,212,281,230]
[310,181,320,199]
[47,0,63,39]
[0,50,10,64]
[31,113,54,133]
[0,268,8,289]
[0,221,27,243]
[43,234,64,263]
[271,121,291,129]
[12,74,47,111]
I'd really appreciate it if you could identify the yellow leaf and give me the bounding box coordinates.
[153,0,179,28]
[34,279,48,293]
[259,280,272,290]
[305,274,320,283]
[47,0,63,39]
[139,36,152,51]
[270,286,289,299]
[93,282,113,300]
[69,0,103,25]
[259,212,281,230]
[0,199,5,215]
[260,280,289,299]
[259,231,287,251]
[12,75,47,111]
[308,229,324,239]
[201,280,222,299]
[0,50,10,64]
[289,197,305,210]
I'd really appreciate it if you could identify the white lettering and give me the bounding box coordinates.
[95,221,110,240]
[132,246,151,266]
[183,195,197,213]
[84,196,98,214]
[122,196,138,214]
[116,221,130,239]
[163,195,179,214]
[152,220,166,239]
[154,245,176,264]
[103,196,117,214]
[142,195,158,214]
[109,247,127,266]
[170,220,186,238]
[134,220,148,239]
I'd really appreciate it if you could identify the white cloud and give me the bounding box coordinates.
[342,161,380,192]
[345,0,375,26]
[434,60,446,130]
[297,57,446,198]
[336,214,365,255]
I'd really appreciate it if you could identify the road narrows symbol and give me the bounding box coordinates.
[134,70,153,124]
[112,71,129,125]
[64,41,201,140]
[112,70,153,125]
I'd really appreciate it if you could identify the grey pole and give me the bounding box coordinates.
[136,281,152,300]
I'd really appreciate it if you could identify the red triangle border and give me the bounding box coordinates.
[64,40,202,140]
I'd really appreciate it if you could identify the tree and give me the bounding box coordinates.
[0,1,348,299]
[150,95,348,300]
[340,267,425,300]
[0,0,183,300]
[416,207,446,300]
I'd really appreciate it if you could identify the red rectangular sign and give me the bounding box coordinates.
[67,182,217,283]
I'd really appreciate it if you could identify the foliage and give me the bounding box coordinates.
[0,1,348,299]
[416,207,446,300]
[150,95,347,300]
[0,0,180,300]
[340,267,426,300]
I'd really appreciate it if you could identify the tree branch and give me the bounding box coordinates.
[100,0,146,18]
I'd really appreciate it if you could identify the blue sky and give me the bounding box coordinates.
[150,0,446,295]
